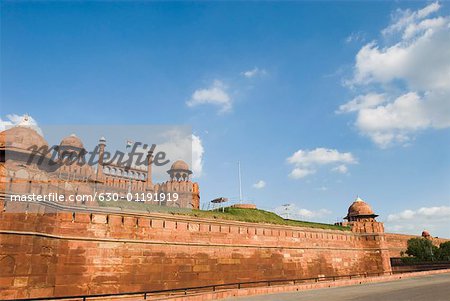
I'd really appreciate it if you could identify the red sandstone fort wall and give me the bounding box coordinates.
[384,233,450,257]
[0,199,390,300]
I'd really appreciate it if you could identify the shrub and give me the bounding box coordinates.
[438,241,450,261]
[405,238,439,261]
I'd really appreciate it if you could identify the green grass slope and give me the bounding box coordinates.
[98,200,349,231]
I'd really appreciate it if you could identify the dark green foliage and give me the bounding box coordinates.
[405,238,439,261]
[438,241,450,261]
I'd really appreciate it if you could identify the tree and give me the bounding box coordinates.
[438,241,450,261]
[405,238,438,261]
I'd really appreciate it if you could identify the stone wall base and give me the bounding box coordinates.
[145,269,450,301]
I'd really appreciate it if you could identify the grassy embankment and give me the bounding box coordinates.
[98,201,350,231]
[98,200,349,231]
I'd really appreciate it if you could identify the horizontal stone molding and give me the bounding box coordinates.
[0,230,390,251]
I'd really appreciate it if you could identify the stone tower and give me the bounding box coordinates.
[153,160,200,209]
[342,197,385,233]
[96,136,106,181]
[337,197,391,273]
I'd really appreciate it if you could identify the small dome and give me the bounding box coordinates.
[170,160,190,171]
[60,134,84,149]
[0,126,49,153]
[422,230,431,237]
[346,197,375,218]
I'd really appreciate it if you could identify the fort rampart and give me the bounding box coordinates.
[385,233,450,257]
[0,198,391,300]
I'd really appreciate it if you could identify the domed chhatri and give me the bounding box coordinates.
[170,160,191,172]
[59,134,84,149]
[167,160,192,181]
[345,196,378,222]
[0,126,49,153]
[58,134,85,162]
[336,196,384,233]
[422,230,431,239]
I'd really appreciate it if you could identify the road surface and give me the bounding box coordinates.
[228,272,450,301]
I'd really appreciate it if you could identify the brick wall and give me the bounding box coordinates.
[0,199,390,300]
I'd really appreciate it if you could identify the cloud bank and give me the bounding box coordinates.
[340,2,450,148]
[386,205,450,237]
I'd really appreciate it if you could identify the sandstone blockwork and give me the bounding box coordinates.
[0,199,395,300]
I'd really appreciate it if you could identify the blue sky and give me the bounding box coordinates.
[1,1,450,237]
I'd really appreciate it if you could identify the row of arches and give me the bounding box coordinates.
[103,176,147,191]
[103,166,147,181]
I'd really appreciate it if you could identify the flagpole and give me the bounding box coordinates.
[126,140,133,196]
[238,161,242,204]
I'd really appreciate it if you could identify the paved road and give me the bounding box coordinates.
[228,273,450,301]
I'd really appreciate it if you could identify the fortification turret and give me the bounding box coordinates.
[337,196,384,233]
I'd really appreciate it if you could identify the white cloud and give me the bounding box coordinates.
[289,167,316,179]
[337,93,387,113]
[288,148,357,166]
[186,80,232,114]
[385,205,450,237]
[402,16,447,40]
[355,92,431,148]
[341,2,450,148]
[287,148,357,179]
[153,131,204,180]
[332,164,349,174]
[241,67,267,78]
[387,209,416,221]
[273,203,332,221]
[0,114,42,135]
[382,2,441,37]
[345,31,366,44]
[387,206,450,221]
[253,180,266,189]
[298,208,332,219]
[191,134,204,178]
